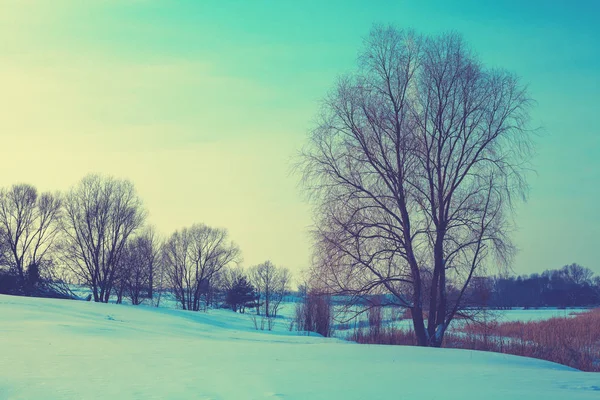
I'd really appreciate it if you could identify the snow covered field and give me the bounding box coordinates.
[1,295,599,399]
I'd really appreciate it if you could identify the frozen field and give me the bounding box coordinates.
[1,294,599,399]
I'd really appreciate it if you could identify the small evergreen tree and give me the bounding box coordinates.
[225,276,257,313]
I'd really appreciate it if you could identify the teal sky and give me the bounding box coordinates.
[1,0,599,275]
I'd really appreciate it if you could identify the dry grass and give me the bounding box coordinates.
[347,308,600,371]
[452,308,600,371]
[349,326,418,346]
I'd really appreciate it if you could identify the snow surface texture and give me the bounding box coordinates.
[1,295,598,400]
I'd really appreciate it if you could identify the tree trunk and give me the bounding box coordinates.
[428,227,446,343]
[155,289,162,308]
[411,306,428,346]
[102,286,111,303]
[116,283,124,304]
[148,266,153,300]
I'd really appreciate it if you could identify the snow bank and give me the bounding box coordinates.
[0,295,598,399]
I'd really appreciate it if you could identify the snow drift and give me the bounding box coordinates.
[0,295,598,399]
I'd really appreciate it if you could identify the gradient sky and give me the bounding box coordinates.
[1,0,599,275]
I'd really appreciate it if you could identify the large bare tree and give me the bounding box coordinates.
[61,175,146,302]
[0,184,62,284]
[300,26,534,346]
[163,223,241,311]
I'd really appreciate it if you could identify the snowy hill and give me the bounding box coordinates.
[0,295,598,399]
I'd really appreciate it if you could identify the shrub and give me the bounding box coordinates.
[0,269,21,295]
[0,267,75,299]
[295,291,333,337]
[24,263,41,294]
[349,325,418,346]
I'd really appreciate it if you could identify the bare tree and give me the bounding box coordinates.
[294,288,333,337]
[163,223,241,311]
[144,226,161,300]
[0,227,9,269]
[561,263,593,286]
[300,26,534,346]
[248,261,291,318]
[61,174,146,303]
[270,267,291,317]
[153,240,167,307]
[0,184,62,286]
[116,228,160,305]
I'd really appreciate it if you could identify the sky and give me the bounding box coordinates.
[0,0,599,276]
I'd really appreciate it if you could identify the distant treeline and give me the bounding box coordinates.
[465,264,600,308]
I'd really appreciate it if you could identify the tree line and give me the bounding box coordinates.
[465,263,600,309]
[0,175,291,316]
